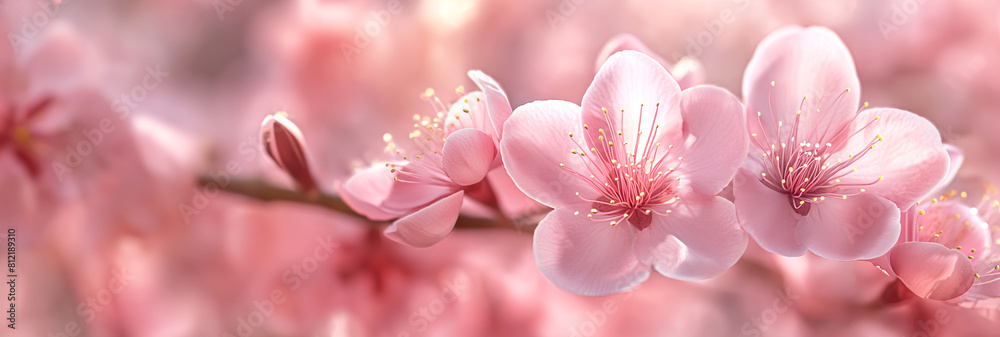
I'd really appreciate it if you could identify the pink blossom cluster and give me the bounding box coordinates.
[6,0,1000,336]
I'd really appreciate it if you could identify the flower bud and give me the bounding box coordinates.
[260,112,318,196]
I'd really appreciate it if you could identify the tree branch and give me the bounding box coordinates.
[198,176,527,231]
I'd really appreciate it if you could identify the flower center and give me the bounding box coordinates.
[382,87,482,184]
[562,103,680,230]
[751,83,883,215]
[909,191,1000,281]
[1,98,53,178]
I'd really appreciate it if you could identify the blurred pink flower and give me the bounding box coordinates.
[339,71,540,247]
[0,27,157,244]
[500,50,748,296]
[734,26,950,261]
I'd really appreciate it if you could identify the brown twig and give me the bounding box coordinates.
[198,176,526,231]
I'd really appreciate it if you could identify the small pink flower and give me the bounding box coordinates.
[869,158,1000,302]
[500,50,748,296]
[734,26,950,261]
[338,71,537,247]
[884,201,986,301]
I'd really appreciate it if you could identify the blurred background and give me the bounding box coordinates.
[3,0,1000,336]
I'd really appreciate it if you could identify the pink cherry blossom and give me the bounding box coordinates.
[338,70,541,247]
[500,50,748,296]
[870,184,1000,302]
[734,26,951,261]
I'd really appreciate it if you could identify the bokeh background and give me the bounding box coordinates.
[4,0,1000,336]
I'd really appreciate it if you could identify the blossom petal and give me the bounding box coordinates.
[444,91,490,135]
[337,166,402,221]
[381,163,459,214]
[384,190,464,247]
[669,57,705,90]
[594,34,703,89]
[633,197,747,280]
[442,128,496,186]
[840,108,948,210]
[733,166,807,256]
[469,70,513,139]
[594,33,671,72]
[673,85,748,199]
[485,166,549,222]
[890,241,975,300]
[913,202,991,259]
[534,207,649,296]
[798,193,900,261]
[743,26,861,144]
[499,100,600,208]
[581,50,683,161]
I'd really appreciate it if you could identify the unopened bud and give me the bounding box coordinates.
[261,112,319,197]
